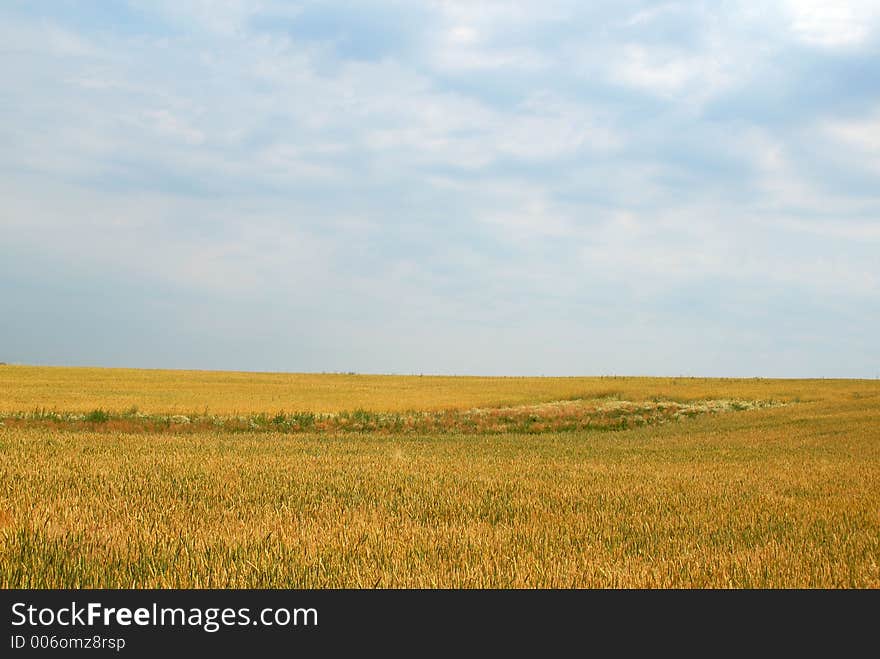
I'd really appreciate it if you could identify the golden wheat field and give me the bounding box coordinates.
[1,365,878,588]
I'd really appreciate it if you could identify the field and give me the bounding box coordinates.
[1,366,878,587]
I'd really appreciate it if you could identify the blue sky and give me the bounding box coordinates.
[2,1,879,376]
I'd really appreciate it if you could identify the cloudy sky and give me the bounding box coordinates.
[2,1,879,377]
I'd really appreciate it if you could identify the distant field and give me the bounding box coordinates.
[1,366,878,587]
[0,364,868,413]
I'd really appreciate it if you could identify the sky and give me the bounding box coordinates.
[2,1,879,377]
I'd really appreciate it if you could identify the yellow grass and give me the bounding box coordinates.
[0,364,866,414]
[1,366,878,587]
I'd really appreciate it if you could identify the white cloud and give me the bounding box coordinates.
[723,126,879,219]
[606,24,765,108]
[448,25,479,44]
[778,217,880,241]
[616,44,705,95]
[130,0,268,36]
[140,109,206,145]
[425,0,561,73]
[783,0,878,48]
[625,3,686,27]
[477,181,576,241]
[824,109,880,174]
[0,173,336,296]
[0,15,99,57]
[575,204,880,297]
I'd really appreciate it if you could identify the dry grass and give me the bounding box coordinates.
[0,364,863,414]
[0,367,878,587]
